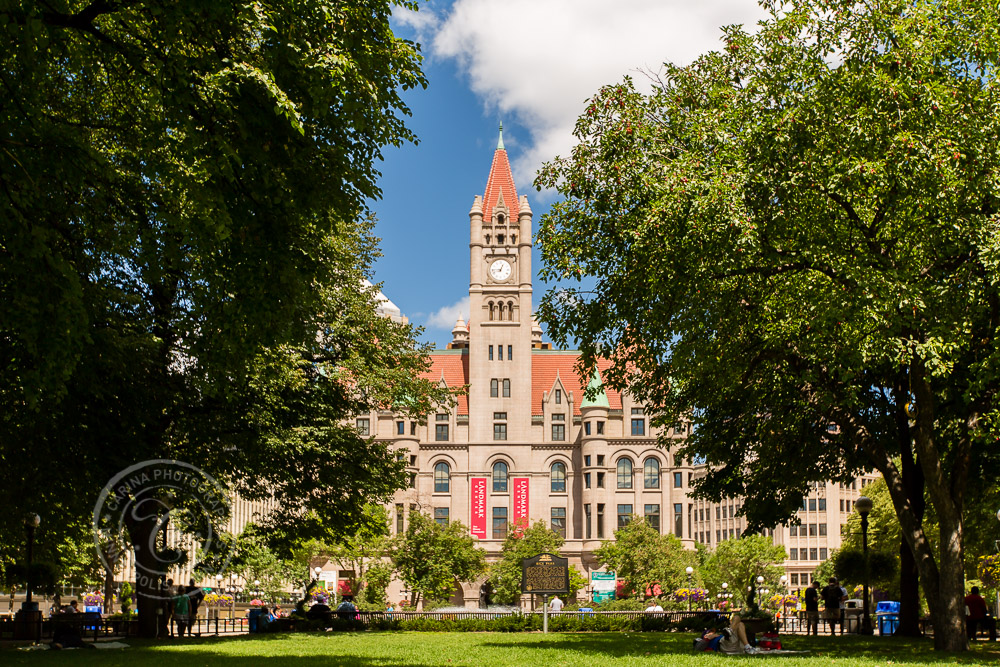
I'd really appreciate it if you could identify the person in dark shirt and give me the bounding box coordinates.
[820,578,845,636]
[804,580,820,636]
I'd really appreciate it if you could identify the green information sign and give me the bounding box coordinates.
[591,571,616,603]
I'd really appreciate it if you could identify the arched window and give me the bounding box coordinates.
[434,462,450,493]
[489,302,495,321]
[498,303,505,320]
[497,213,505,225]
[644,458,660,489]
[507,301,514,321]
[550,462,566,493]
[490,379,499,397]
[617,458,633,489]
[493,461,508,493]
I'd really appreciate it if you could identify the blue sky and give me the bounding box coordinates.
[367,0,765,348]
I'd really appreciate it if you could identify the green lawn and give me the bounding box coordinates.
[4,632,999,666]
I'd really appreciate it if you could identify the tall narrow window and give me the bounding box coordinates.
[492,507,508,538]
[674,503,683,537]
[644,458,660,489]
[490,379,498,397]
[507,301,514,320]
[584,422,591,436]
[551,507,566,538]
[617,504,633,529]
[645,504,661,533]
[507,344,512,360]
[555,389,562,404]
[489,303,495,321]
[585,504,592,539]
[434,507,449,525]
[396,421,405,435]
[356,418,370,436]
[489,345,494,361]
[435,413,449,441]
[617,458,633,489]
[434,462,450,493]
[492,461,508,493]
[673,472,683,488]
[396,503,404,534]
[550,462,566,493]
[498,303,505,321]
[631,408,646,436]
[410,422,417,436]
[551,413,565,441]
[597,421,605,435]
[498,344,504,361]
[597,504,605,538]
[502,379,510,397]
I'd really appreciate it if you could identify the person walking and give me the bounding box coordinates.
[804,580,820,636]
[965,586,989,641]
[548,596,564,612]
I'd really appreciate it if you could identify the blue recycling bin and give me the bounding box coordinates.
[876,601,900,636]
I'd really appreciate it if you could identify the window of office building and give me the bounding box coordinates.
[434,462,450,493]
[644,458,660,488]
[493,412,507,441]
[818,498,826,511]
[502,379,510,397]
[808,498,817,511]
[820,548,827,560]
[645,504,661,533]
[597,504,605,538]
[434,507,449,526]
[617,504,632,529]
[508,345,512,360]
[585,421,591,436]
[493,461,508,493]
[809,548,818,560]
[790,548,798,560]
[551,507,566,538]
[617,458,633,489]
[435,413,449,441]
[555,389,562,404]
[674,472,683,488]
[488,345,493,361]
[809,523,817,536]
[597,421,605,435]
[490,379,498,397]
[674,503,683,537]
[584,472,591,488]
[396,421,404,435]
[790,524,798,536]
[585,504,592,539]
[819,523,827,536]
[492,507,507,538]
[550,462,566,493]
[356,418,370,436]
[597,472,605,488]
[395,503,404,534]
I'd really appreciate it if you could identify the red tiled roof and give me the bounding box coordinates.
[481,147,519,220]
[421,352,469,414]
[531,353,622,416]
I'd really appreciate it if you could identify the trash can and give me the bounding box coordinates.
[876,601,900,636]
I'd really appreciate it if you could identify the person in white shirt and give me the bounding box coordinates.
[548,596,564,612]
[645,600,664,612]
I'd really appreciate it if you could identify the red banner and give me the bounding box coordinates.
[512,477,530,534]
[470,477,487,539]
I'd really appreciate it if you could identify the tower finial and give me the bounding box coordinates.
[497,122,505,150]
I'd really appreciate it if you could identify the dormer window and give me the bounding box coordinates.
[497,213,505,225]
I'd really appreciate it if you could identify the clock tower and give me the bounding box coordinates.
[468,126,534,442]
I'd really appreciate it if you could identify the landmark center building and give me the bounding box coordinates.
[357,131,876,607]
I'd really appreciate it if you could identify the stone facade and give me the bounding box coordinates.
[350,131,878,609]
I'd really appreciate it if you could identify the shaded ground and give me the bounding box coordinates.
[3,631,998,665]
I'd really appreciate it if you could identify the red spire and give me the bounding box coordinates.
[481,123,519,219]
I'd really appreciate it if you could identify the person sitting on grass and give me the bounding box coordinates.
[693,614,760,655]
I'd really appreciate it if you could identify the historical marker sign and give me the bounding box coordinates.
[521,552,569,595]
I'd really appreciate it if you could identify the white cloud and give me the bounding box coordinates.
[429,0,766,191]
[424,296,471,330]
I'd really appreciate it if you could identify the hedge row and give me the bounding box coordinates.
[265,613,723,634]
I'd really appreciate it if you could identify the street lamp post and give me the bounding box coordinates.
[856,495,874,635]
[779,575,787,630]
[686,567,694,612]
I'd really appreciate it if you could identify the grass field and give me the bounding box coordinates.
[4,631,999,666]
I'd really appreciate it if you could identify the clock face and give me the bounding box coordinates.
[489,259,512,281]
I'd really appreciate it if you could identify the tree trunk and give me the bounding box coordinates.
[129,518,162,638]
[895,399,924,637]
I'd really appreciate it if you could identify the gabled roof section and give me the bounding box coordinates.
[532,351,622,416]
[580,367,610,408]
[481,126,519,220]
[420,350,469,415]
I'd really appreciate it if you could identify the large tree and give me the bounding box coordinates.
[536,0,1000,651]
[593,515,694,600]
[0,0,447,637]
[391,511,486,607]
